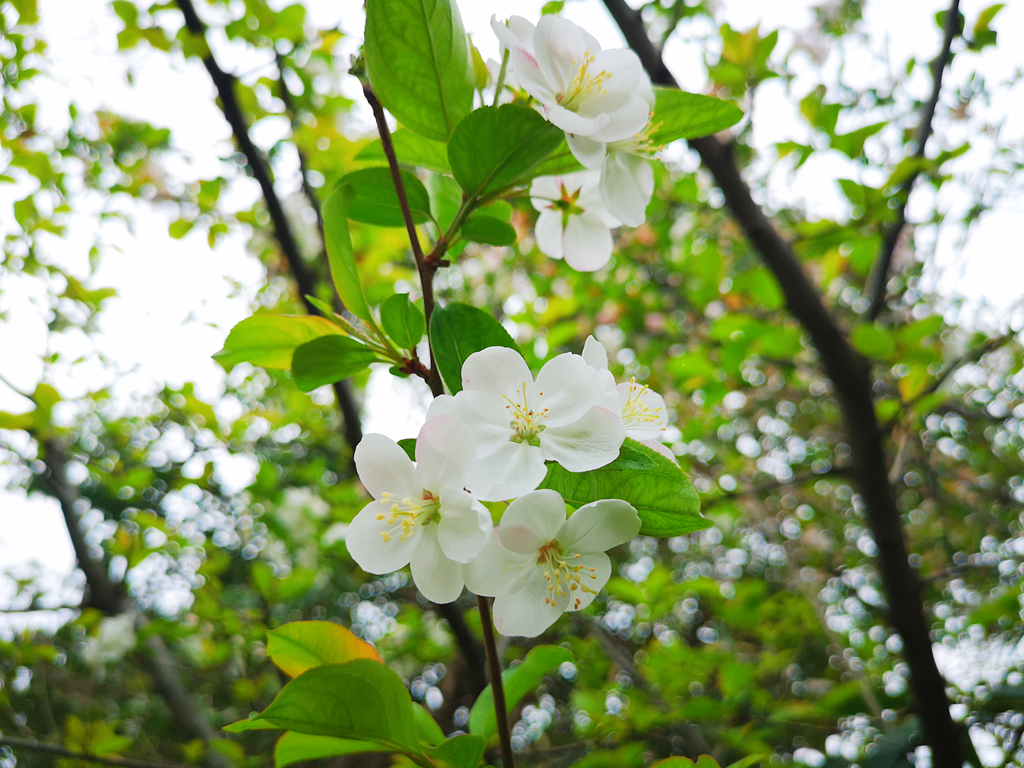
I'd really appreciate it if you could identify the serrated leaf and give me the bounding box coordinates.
[469,645,571,743]
[267,621,382,678]
[356,131,452,174]
[275,732,388,768]
[539,438,708,537]
[448,104,564,200]
[429,302,519,394]
[380,294,426,351]
[323,187,372,322]
[259,660,418,752]
[214,315,344,370]
[364,0,474,142]
[425,734,488,768]
[650,88,744,145]
[340,168,433,228]
[291,336,380,392]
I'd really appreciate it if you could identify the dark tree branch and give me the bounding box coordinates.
[865,0,962,320]
[0,737,188,768]
[601,2,962,764]
[477,597,515,768]
[174,0,362,453]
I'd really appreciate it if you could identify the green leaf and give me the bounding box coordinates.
[259,660,418,752]
[380,294,426,351]
[539,438,708,537]
[355,131,452,175]
[851,324,897,361]
[340,168,433,228]
[652,758,722,768]
[425,734,488,768]
[831,121,886,159]
[0,411,33,431]
[448,104,564,200]
[168,218,193,239]
[650,88,744,145]
[461,214,516,246]
[11,0,39,24]
[469,645,571,743]
[429,302,519,394]
[291,336,381,392]
[323,187,372,323]
[214,315,344,370]
[223,716,279,733]
[275,732,389,768]
[397,438,417,461]
[267,622,383,678]
[364,0,474,142]
[412,703,445,747]
[531,140,586,178]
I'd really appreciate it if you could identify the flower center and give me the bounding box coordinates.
[375,490,439,543]
[503,382,549,447]
[609,116,661,157]
[621,378,664,430]
[556,52,610,109]
[537,540,598,610]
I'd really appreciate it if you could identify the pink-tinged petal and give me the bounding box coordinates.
[600,152,653,227]
[565,133,606,170]
[542,406,625,472]
[509,48,558,105]
[590,49,643,94]
[345,501,418,574]
[464,534,533,597]
[532,15,587,94]
[354,433,422,501]
[534,209,565,259]
[499,490,567,552]
[547,104,609,137]
[410,530,465,604]
[436,490,491,563]
[492,567,567,637]
[641,439,677,461]
[562,211,614,272]
[461,346,533,402]
[582,336,608,370]
[558,499,641,554]
[564,552,611,612]
[618,380,668,439]
[468,428,548,502]
[534,352,606,427]
[415,414,475,493]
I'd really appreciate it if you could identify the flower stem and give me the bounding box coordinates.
[477,595,515,768]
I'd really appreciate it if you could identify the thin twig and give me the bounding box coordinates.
[477,596,515,768]
[865,0,962,320]
[0,737,188,768]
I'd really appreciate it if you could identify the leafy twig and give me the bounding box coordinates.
[0,737,188,768]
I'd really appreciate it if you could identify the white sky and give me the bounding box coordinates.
[0,0,1022,699]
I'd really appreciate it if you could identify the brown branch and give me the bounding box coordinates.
[477,596,515,768]
[865,0,962,320]
[174,0,362,453]
[0,737,189,768]
[600,3,962,764]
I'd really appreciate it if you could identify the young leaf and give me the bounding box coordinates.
[291,336,381,392]
[469,645,571,742]
[340,168,433,228]
[850,323,897,361]
[428,302,518,394]
[267,621,382,678]
[323,187,372,323]
[380,294,426,351]
[355,130,452,174]
[427,173,467,257]
[539,438,708,537]
[258,660,419,752]
[412,704,445,747]
[214,315,344,370]
[448,104,564,200]
[397,438,417,461]
[650,88,744,145]
[424,734,488,768]
[460,214,516,246]
[223,717,279,733]
[275,732,389,768]
[364,0,474,142]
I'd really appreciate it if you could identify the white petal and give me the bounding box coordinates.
[492,567,567,637]
[491,15,534,55]
[461,346,533,403]
[590,49,642,95]
[618,381,668,440]
[565,132,607,169]
[354,433,422,501]
[558,499,641,554]
[529,175,562,210]
[415,414,475,492]
[425,393,458,419]
[510,48,558,105]
[534,209,565,259]
[498,489,567,554]
[562,211,614,272]
[532,15,587,94]
[545,104,610,137]
[469,437,548,502]
[542,406,625,472]
[410,531,465,604]
[600,153,653,228]
[436,490,491,563]
[582,336,608,370]
[464,535,533,597]
[591,96,654,143]
[346,501,418,574]
[642,439,677,461]
[534,352,606,427]
[564,552,611,612]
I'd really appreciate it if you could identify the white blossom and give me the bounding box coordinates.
[427,346,625,501]
[346,415,491,603]
[529,171,621,271]
[464,490,641,637]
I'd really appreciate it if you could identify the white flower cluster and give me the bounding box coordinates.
[346,340,670,637]
[492,15,658,271]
